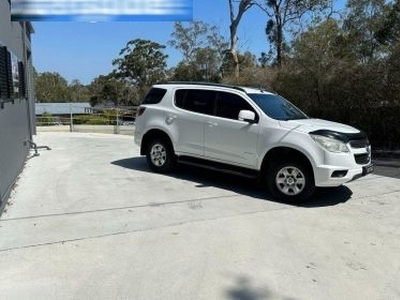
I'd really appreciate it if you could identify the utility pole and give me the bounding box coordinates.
[115,106,120,134]
[69,102,73,132]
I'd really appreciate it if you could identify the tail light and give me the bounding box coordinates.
[136,106,146,117]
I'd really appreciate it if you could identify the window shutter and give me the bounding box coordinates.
[6,50,13,98]
[0,46,8,99]
[18,61,26,98]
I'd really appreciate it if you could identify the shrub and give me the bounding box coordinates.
[37,111,56,126]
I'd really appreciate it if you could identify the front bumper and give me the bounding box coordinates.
[314,163,374,187]
[313,144,373,187]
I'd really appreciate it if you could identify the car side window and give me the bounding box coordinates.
[142,88,167,104]
[216,92,257,121]
[175,89,216,115]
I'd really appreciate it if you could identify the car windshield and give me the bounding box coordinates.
[248,93,308,121]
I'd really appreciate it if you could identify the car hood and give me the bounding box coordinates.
[279,118,360,134]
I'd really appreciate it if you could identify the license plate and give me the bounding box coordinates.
[363,164,374,176]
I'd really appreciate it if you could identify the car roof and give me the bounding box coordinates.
[153,82,276,95]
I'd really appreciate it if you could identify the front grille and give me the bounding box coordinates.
[354,153,370,165]
[350,139,370,149]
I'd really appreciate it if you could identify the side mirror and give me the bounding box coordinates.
[238,110,256,123]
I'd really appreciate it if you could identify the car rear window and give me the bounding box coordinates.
[142,88,167,104]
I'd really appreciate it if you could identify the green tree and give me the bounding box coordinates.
[88,75,110,107]
[376,0,400,104]
[34,72,71,103]
[194,47,221,81]
[376,0,400,46]
[169,62,198,81]
[69,79,90,102]
[88,75,119,107]
[169,21,208,63]
[171,47,223,82]
[343,0,388,63]
[169,21,228,81]
[88,74,137,107]
[385,43,400,105]
[221,50,257,78]
[257,0,329,66]
[286,19,354,109]
[228,0,255,79]
[112,39,168,97]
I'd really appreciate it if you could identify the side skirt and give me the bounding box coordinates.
[177,156,259,179]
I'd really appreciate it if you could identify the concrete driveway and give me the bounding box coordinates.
[1,132,399,300]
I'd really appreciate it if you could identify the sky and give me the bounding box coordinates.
[31,0,268,85]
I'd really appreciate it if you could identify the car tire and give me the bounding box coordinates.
[266,159,315,203]
[146,137,176,173]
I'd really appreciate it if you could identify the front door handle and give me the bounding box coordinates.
[207,121,218,127]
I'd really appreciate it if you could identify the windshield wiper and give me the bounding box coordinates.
[280,116,308,121]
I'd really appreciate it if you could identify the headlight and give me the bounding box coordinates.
[310,134,349,153]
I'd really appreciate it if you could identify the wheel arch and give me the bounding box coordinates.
[261,146,316,202]
[260,147,314,179]
[141,129,174,156]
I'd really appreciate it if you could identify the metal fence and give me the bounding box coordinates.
[35,105,137,134]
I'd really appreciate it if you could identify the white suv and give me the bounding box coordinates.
[134,82,373,202]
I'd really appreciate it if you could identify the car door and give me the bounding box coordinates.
[172,89,216,157]
[204,91,260,168]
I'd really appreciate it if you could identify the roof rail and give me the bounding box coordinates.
[157,81,247,93]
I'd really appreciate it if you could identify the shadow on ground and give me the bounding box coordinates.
[372,158,400,179]
[112,157,352,208]
[226,276,270,300]
[225,275,299,300]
